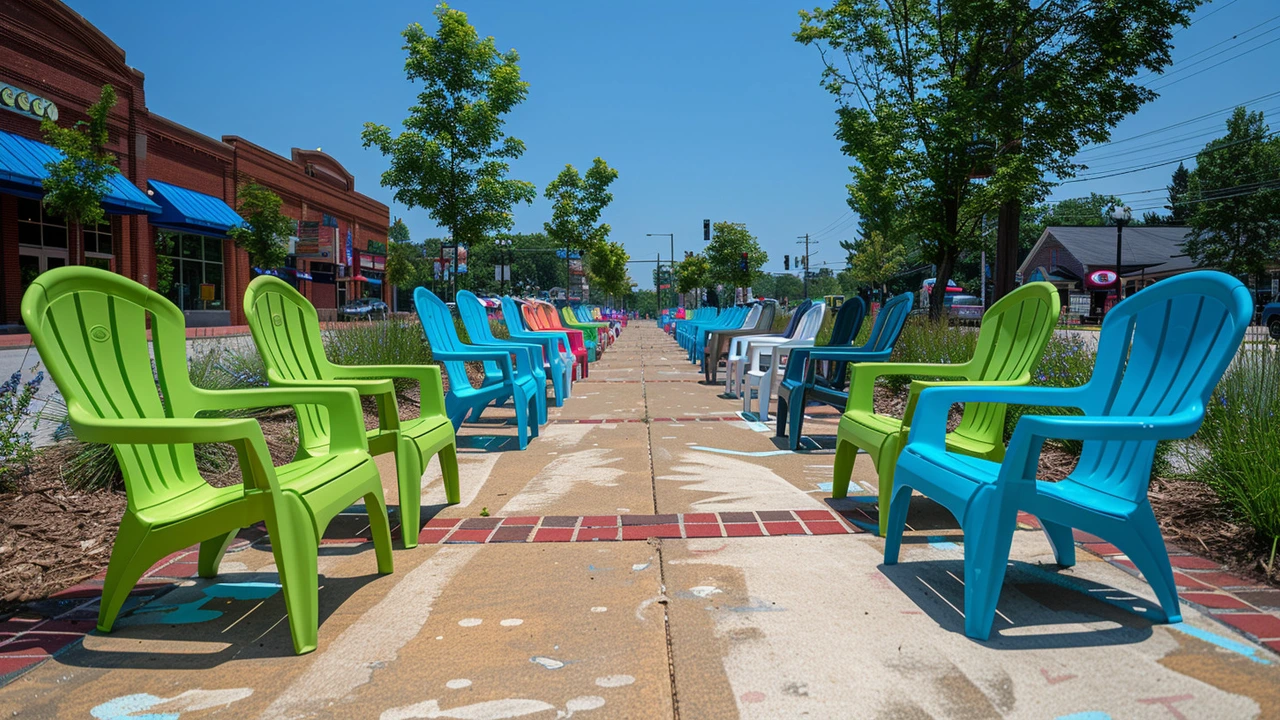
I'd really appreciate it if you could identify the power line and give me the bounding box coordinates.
[1074,89,1280,154]
[1174,0,1245,36]
[1139,12,1280,87]
[1063,130,1279,183]
[1149,35,1280,92]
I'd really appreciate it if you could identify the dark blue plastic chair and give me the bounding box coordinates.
[886,271,1253,640]
[413,287,541,450]
[776,293,912,450]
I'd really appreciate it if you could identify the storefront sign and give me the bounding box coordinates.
[345,230,353,266]
[200,283,216,302]
[294,220,333,258]
[0,83,58,122]
[1086,269,1118,289]
[359,252,385,272]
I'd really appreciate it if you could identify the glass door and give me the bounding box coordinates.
[18,247,68,295]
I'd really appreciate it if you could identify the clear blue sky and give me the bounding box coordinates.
[67,0,1280,289]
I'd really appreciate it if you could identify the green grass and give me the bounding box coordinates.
[1179,344,1280,563]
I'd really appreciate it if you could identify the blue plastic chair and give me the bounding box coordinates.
[776,293,912,450]
[456,290,550,421]
[676,307,723,353]
[681,306,740,357]
[499,295,574,404]
[413,287,541,450]
[886,271,1253,640]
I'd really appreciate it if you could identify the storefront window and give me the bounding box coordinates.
[17,198,68,249]
[156,231,224,311]
[363,272,384,298]
[84,221,114,270]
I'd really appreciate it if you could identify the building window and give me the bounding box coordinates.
[17,198,68,249]
[83,220,114,270]
[362,272,384,298]
[156,231,224,311]
[1049,248,1058,268]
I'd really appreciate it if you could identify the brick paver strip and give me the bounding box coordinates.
[581,515,619,528]
[576,527,620,542]
[459,517,502,530]
[500,516,540,526]
[622,524,682,541]
[725,523,765,537]
[489,527,533,543]
[683,513,719,524]
[532,528,573,542]
[683,524,724,538]
[1219,613,1280,640]
[1180,592,1250,610]
[1169,555,1222,570]
[620,514,678,526]
[757,511,797,522]
[540,516,579,528]
[720,512,758,524]
[444,529,493,544]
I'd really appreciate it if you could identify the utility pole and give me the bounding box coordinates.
[796,234,816,299]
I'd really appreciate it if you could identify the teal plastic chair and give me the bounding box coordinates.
[498,295,574,404]
[23,267,393,655]
[683,306,743,359]
[413,287,541,450]
[886,271,1253,640]
[776,293,912,450]
[244,276,459,549]
[456,290,550,421]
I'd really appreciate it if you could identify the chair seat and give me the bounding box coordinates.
[1028,478,1138,520]
[401,414,453,443]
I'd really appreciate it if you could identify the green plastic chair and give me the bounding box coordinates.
[21,267,392,655]
[833,282,1061,535]
[244,277,459,549]
[559,305,609,355]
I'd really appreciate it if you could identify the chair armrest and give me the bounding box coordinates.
[267,371,395,398]
[906,384,1092,451]
[329,364,447,420]
[844,361,972,415]
[190,385,370,453]
[902,377,1032,427]
[433,349,515,379]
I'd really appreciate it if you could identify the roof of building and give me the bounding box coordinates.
[1019,225,1198,276]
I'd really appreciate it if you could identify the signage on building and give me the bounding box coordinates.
[295,220,333,258]
[345,230,353,266]
[0,83,58,122]
[1086,269,1118,289]
[200,284,215,302]
[359,252,385,272]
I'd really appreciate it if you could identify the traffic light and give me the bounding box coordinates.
[739,252,749,272]
[703,219,711,242]
[784,255,790,270]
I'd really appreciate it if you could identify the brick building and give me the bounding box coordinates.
[0,0,389,328]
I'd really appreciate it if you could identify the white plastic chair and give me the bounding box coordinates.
[743,302,827,420]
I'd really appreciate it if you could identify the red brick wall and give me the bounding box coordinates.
[0,0,391,327]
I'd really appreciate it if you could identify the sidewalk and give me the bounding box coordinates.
[0,323,1277,718]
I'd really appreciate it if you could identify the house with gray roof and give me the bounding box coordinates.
[1018,226,1203,294]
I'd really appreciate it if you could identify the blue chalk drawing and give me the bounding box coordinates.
[1055,713,1113,720]
[91,694,177,720]
[126,582,281,626]
[927,536,962,551]
[1170,623,1272,665]
[690,446,792,457]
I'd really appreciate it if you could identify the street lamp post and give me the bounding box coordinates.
[1110,204,1132,313]
[647,233,674,310]
[495,238,512,295]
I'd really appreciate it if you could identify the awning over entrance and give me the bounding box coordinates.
[147,180,243,236]
[0,129,161,214]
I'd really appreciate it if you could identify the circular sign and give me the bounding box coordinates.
[30,97,44,116]
[0,87,13,107]
[44,102,57,122]
[14,91,29,112]
[1087,269,1118,288]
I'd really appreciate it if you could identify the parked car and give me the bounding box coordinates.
[910,293,984,325]
[340,297,389,320]
[1263,302,1280,339]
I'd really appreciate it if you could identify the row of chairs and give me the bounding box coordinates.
[677,272,1252,641]
[22,267,616,655]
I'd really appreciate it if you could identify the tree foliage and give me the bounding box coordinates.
[1167,162,1191,225]
[40,84,118,233]
[1184,107,1280,282]
[1019,193,1123,248]
[362,4,536,244]
[705,222,768,291]
[589,240,632,299]
[846,231,906,294]
[544,157,619,254]
[675,253,711,295]
[385,238,423,290]
[797,0,1198,317]
[388,217,412,243]
[228,183,291,270]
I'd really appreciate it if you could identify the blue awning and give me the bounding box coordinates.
[147,179,243,237]
[0,128,161,214]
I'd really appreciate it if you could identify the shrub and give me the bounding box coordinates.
[323,317,433,391]
[0,367,44,487]
[1180,345,1280,565]
[882,316,979,391]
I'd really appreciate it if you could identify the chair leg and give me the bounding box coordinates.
[776,395,789,438]
[962,489,1018,641]
[882,482,914,565]
[875,438,903,537]
[439,439,461,504]
[469,402,486,423]
[788,393,807,451]
[97,513,155,633]
[1116,505,1183,623]
[198,528,240,579]
[832,438,857,499]
[1040,519,1077,567]
[362,488,396,574]
[514,389,530,450]
[396,439,423,549]
[262,490,321,655]
[759,375,774,423]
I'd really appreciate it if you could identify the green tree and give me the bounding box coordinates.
[385,239,423,291]
[774,274,804,304]
[1167,162,1191,225]
[388,217,412,243]
[846,231,906,295]
[362,5,536,245]
[40,84,118,257]
[675,253,711,304]
[797,0,1198,318]
[589,240,631,300]
[228,184,291,270]
[544,157,619,255]
[1020,193,1123,248]
[633,289,659,317]
[705,222,768,293]
[1184,107,1280,283]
